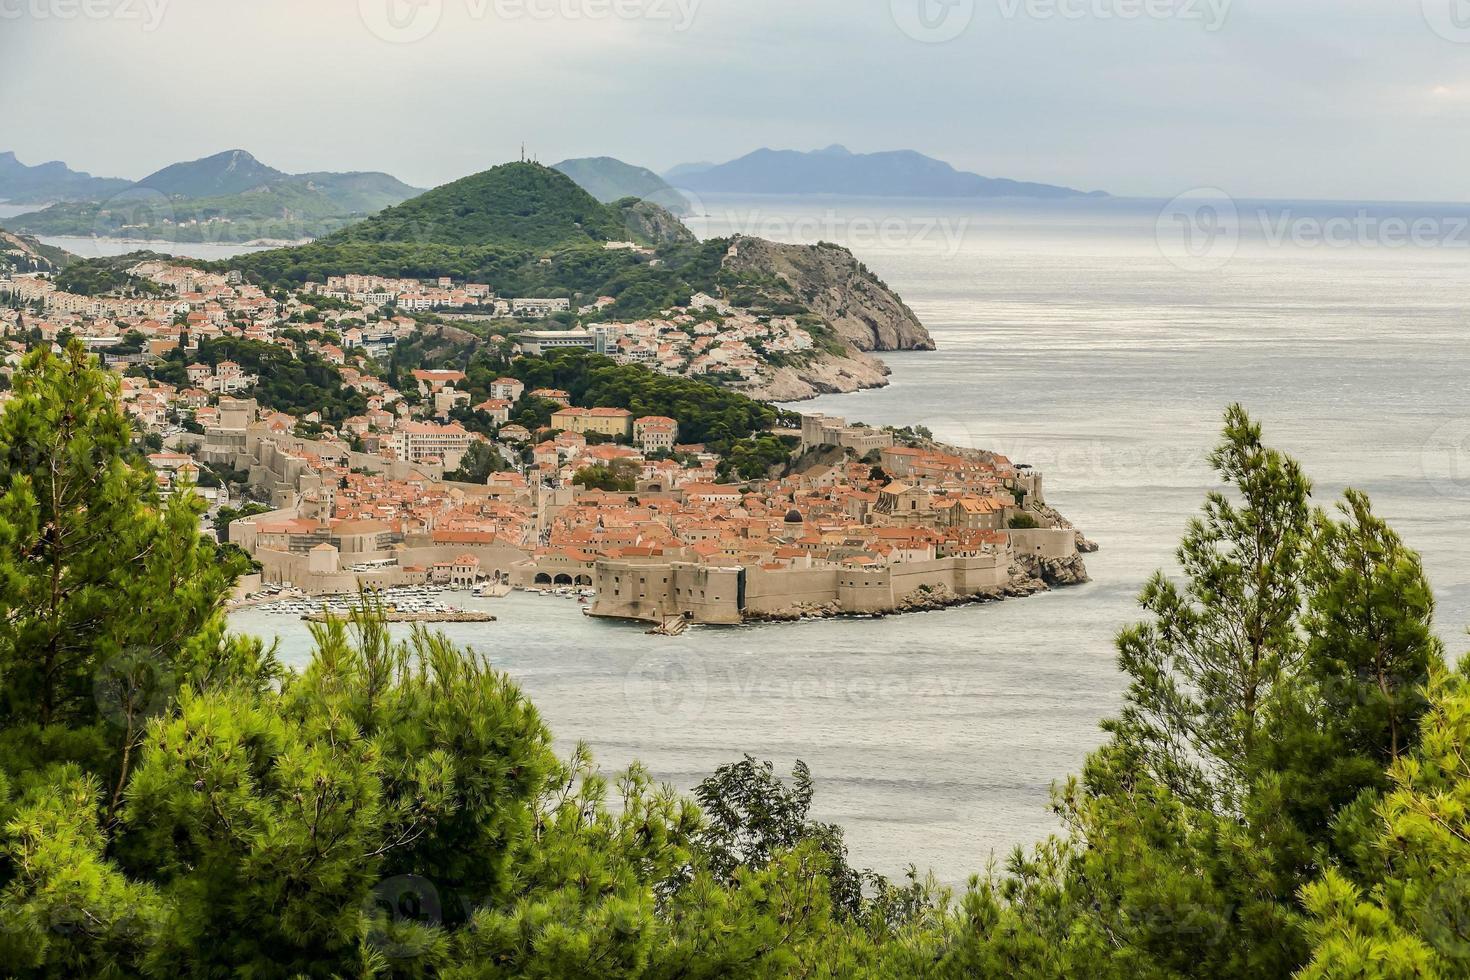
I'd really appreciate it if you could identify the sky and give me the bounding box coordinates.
[2,0,1469,202]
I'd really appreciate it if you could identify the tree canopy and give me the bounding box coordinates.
[0,365,1464,977]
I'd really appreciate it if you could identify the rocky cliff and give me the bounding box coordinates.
[721,236,935,352]
[742,348,891,402]
[0,226,73,273]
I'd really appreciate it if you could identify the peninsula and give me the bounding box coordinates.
[0,160,1092,630]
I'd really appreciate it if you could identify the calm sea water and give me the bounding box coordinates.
[220,195,1470,882]
[32,235,276,261]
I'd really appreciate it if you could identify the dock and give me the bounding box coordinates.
[301,610,497,624]
[646,616,689,636]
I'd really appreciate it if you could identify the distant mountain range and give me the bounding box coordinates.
[665,145,1106,199]
[552,157,691,216]
[7,150,422,243]
[0,152,131,204]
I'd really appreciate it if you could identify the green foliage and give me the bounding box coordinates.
[1297,666,1470,978]
[0,342,253,790]
[445,440,504,484]
[15,171,419,243]
[54,256,171,297]
[0,367,1463,977]
[969,405,1450,978]
[212,501,271,543]
[317,162,634,250]
[572,461,637,493]
[718,434,798,482]
[503,349,780,457]
[193,336,367,422]
[1007,513,1039,530]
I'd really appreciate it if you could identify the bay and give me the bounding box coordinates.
[231,194,1470,882]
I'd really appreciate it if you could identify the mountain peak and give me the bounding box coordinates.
[321,160,643,249]
[667,146,1105,199]
[134,150,287,198]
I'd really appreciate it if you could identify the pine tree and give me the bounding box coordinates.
[0,340,250,810]
[1298,666,1470,978]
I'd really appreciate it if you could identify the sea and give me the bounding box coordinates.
[42,194,1470,883]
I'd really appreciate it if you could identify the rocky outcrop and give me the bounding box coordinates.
[618,199,697,246]
[721,236,934,352]
[1015,553,1091,587]
[0,226,73,274]
[741,348,891,401]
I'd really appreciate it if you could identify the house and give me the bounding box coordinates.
[473,398,512,424]
[552,406,634,439]
[388,421,477,469]
[633,416,679,452]
[489,378,525,402]
[411,369,467,396]
[530,388,572,407]
[498,424,531,443]
[433,387,471,418]
[430,553,482,587]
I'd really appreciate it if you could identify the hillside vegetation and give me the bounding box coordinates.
[0,226,75,273]
[2,344,1467,977]
[315,162,637,249]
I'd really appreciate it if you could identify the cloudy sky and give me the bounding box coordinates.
[2,0,1468,201]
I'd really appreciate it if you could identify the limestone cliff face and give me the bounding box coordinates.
[618,200,697,246]
[742,348,891,402]
[721,236,935,352]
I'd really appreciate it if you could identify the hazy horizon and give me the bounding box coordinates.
[3,1,1469,204]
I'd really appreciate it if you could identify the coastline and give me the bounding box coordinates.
[743,552,1092,624]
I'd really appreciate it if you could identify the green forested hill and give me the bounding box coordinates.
[315,162,634,249]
